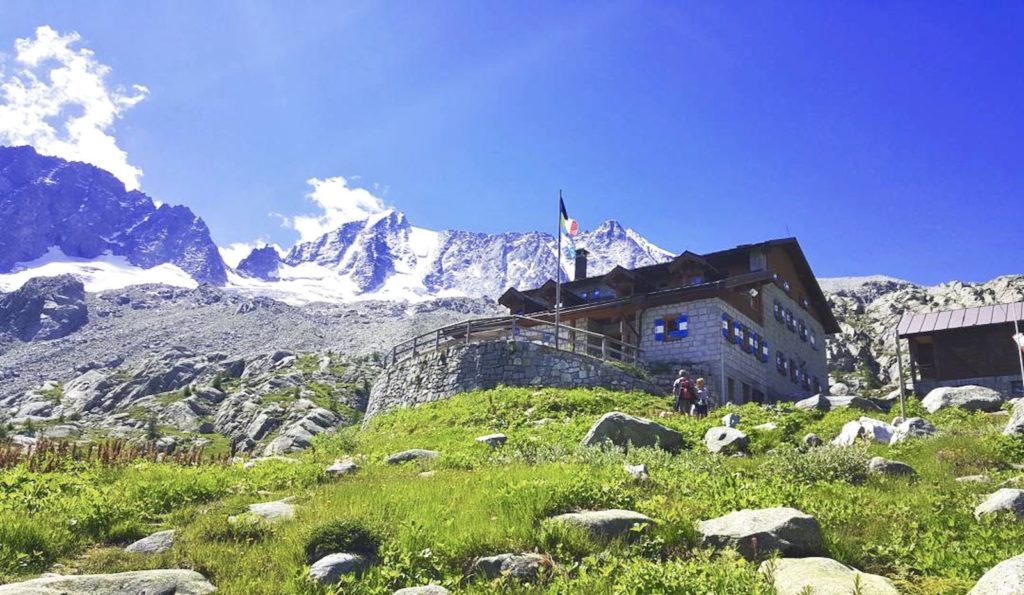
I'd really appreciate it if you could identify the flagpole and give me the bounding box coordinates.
[554,189,562,350]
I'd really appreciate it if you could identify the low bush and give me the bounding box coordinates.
[767,444,871,484]
[305,520,381,563]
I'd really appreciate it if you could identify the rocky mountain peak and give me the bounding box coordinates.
[237,246,282,281]
[589,219,627,238]
[0,146,227,285]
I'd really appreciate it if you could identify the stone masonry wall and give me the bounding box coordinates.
[366,340,659,418]
[760,284,828,400]
[637,287,829,404]
[916,375,1024,397]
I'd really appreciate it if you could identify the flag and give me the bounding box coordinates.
[560,198,579,237]
[558,197,577,269]
[1014,332,1024,353]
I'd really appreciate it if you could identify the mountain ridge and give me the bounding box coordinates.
[0,146,227,285]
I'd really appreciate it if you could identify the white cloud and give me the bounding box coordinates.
[290,176,388,242]
[218,241,284,268]
[0,26,148,190]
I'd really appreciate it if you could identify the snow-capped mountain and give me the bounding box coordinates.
[264,211,674,302]
[0,146,226,285]
[0,145,674,302]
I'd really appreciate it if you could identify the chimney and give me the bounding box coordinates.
[574,248,589,280]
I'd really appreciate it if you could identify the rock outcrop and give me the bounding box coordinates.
[697,507,825,560]
[759,557,899,595]
[703,427,749,454]
[867,457,916,477]
[922,386,1004,414]
[0,569,216,594]
[236,246,282,281]
[970,553,1024,595]
[231,498,296,524]
[580,412,683,452]
[308,552,374,583]
[1005,399,1024,436]
[891,417,938,443]
[547,509,654,541]
[125,530,175,554]
[0,275,87,341]
[832,417,896,446]
[471,553,550,582]
[974,489,1024,519]
[386,449,440,464]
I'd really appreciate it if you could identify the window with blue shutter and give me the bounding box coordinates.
[722,314,731,340]
[732,321,743,344]
[799,320,808,342]
[776,351,786,375]
[669,314,688,338]
[654,318,665,342]
[747,330,757,354]
[773,300,783,322]
[810,331,818,350]
[761,339,770,363]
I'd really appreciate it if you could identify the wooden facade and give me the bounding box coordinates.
[907,323,1022,382]
[898,301,1024,396]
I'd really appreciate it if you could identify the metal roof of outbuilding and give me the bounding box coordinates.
[898,301,1024,337]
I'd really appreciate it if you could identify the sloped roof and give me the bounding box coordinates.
[898,301,1024,337]
[506,236,840,334]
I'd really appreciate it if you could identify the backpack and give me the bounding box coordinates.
[676,378,695,401]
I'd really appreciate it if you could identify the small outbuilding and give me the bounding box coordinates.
[897,301,1024,397]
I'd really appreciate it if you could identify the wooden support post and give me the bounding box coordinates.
[895,330,906,419]
[435,330,440,349]
[601,337,608,360]
[412,336,418,357]
[465,322,471,345]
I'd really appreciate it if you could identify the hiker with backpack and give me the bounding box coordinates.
[672,369,697,416]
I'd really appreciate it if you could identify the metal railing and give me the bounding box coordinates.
[382,315,643,367]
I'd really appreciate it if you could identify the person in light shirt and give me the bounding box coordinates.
[693,377,710,418]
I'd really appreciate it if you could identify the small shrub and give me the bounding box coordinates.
[304,520,380,563]
[770,444,871,484]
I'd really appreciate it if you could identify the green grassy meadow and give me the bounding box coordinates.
[2,386,1024,593]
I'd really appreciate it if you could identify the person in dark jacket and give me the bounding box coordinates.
[672,369,697,415]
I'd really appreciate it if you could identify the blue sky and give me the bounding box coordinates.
[1,1,1021,284]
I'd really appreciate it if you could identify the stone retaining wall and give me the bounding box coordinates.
[915,375,1023,398]
[366,340,660,418]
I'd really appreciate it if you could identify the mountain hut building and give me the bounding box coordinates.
[499,238,840,404]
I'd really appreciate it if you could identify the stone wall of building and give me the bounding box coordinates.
[760,284,829,401]
[634,284,829,404]
[366,340,660,418]
[915,375,1024,398]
